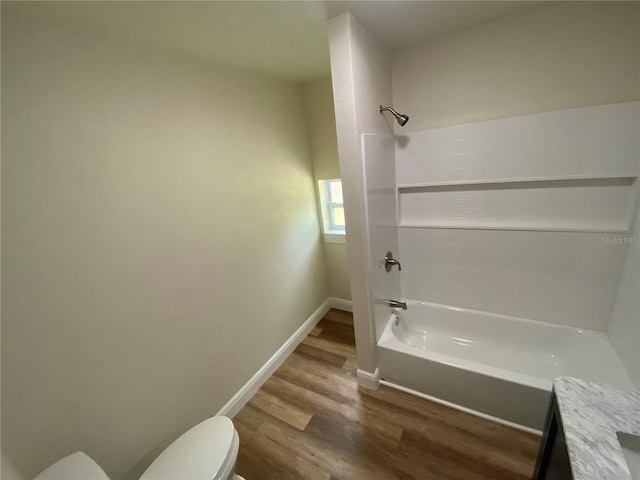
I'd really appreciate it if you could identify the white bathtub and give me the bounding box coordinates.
[377,300,634,430]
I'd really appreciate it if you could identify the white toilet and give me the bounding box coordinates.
[34,416,245,480]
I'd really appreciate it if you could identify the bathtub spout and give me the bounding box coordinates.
[382,299,408,310]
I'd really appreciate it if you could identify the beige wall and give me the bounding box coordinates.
[1,452,24,480]
[302,78,342,181]
[1,9,328,480]
[323,243,351,302]
[393,1,640,132]
[302,78,351,301]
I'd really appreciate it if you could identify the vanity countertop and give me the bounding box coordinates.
[554,376,640,480]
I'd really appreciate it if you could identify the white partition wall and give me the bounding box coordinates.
[328,13,394,378]
[396,102,640,330]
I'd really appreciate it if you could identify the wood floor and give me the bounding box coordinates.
[234,309,541,480]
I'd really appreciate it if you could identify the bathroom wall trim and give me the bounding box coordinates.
[356,368,381,389]
[331,297,353,312]
[217,297,352,418]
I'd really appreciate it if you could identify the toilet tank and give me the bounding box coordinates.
[34,452,110,480]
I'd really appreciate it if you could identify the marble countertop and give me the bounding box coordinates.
[554,377,640,480]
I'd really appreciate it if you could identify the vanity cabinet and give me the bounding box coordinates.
[533,391,573,480]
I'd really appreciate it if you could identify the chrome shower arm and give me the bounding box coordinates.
[379,105,409,126]
[379,105,401,116]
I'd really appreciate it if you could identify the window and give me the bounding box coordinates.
[318,179,346,243]
[326,179,345,231]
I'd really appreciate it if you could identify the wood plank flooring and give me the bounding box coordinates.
[234,309,541,480]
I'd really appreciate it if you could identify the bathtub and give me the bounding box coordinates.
[377,300,634,431]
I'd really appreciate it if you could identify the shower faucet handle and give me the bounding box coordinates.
[384,251,402,272]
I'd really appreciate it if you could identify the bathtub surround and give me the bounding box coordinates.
[608,204,640,388]
[395,103,639,331]
[398,227,631,330]
[389,0,640,335]
[302,78,351,302]
[383,100,639,427]
[388,2,640,382]
[363,134,401,342]
[1,8,332,480]
[394,102,640,189]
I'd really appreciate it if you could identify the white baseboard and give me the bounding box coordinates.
[217,297,335,418]
[356,368,380,389]
[328,297,352,312]
[379,380,542,435]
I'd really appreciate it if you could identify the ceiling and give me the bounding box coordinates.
[5,1,546,82]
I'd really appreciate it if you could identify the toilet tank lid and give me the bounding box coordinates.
[34,452,110,480]
[140,416,236,480]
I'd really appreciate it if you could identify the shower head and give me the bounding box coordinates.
[379,105,409,126]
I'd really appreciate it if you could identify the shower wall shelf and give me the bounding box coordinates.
[396,172,640,190]
[396,224,634,234]
[396,175,639,233]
